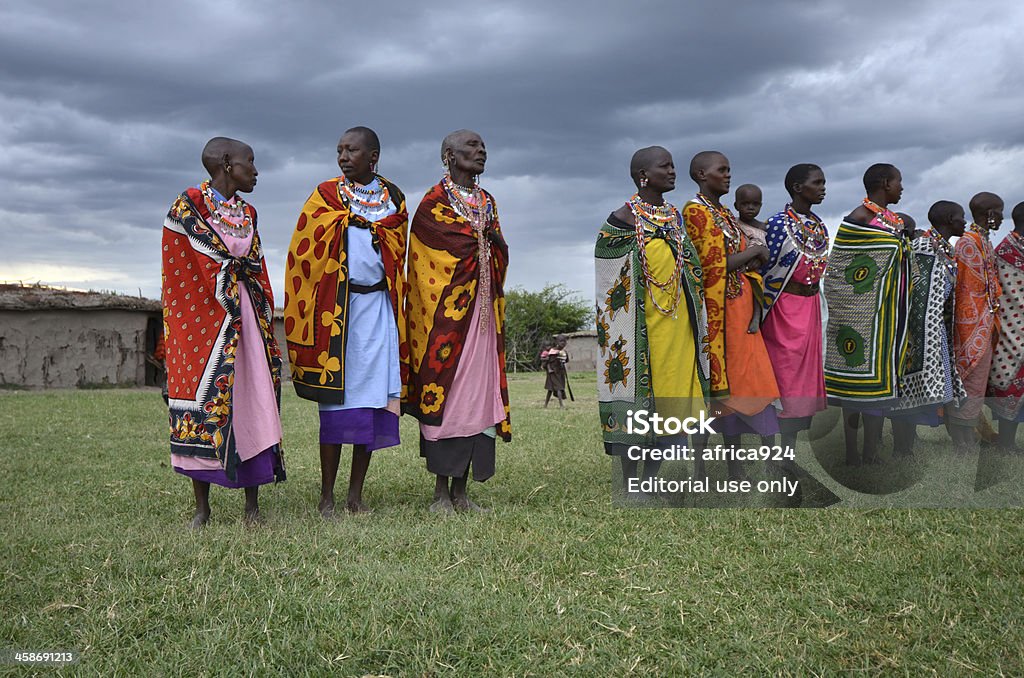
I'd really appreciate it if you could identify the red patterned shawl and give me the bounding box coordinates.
[403,182,511,440]
[162,187,282,479]
[990,232,1024,418]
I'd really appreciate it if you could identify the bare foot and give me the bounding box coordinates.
[243,507,263,527]
[429,496,455,514]
[346,499,373,514]
[189,510,210,530]
[318,496,335,519]
[452,496,490,513]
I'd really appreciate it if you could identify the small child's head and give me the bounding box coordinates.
[734,184,763,225]
[927,200,966,238]
[896,212,917,240]
[555,334,568,349]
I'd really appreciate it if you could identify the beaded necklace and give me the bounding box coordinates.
[967,222,1001,313]
[628,194,686,317]
[924,229,956,279]
[861,198,904,234]
[695,193,744,298]
[631,194,678,227]
[338,175,393,222]
[200,180,252,239]
[442,174,494,332]
[967,221,992,239]
[784,204,829,282]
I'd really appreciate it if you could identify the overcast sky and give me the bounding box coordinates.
[2,0,1023,304]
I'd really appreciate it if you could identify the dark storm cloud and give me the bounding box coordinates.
[1,0,1022,299]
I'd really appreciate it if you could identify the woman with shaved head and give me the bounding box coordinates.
[822,163,912,465]
[760,164,830,453]
[889,200,967,456]
[950,192,1005,453]
[404,130,510,513]
[595,146,708,493]
[683,150,779,482]
[284,126,408,516]
[162,137,285,527]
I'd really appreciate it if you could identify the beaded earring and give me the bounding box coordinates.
[640,176,649,188]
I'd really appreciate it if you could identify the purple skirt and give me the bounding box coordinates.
[713,406,780,436]
[174,444,285,489]
[319,407,400,452]
[890,406,943,427]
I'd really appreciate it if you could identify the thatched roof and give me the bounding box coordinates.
[0,284,160,312]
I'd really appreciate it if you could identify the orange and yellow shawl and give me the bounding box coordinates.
[683,199,765,398]
[953,226,1002,381]
[283,176,407,403]
[403,182,511,439]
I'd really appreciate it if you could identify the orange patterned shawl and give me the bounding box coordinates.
[953,228,1002,381]
[403,181,511,439]
[283,176,407,402]
[683,199,764,398]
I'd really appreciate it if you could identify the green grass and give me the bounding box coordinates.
[1,373,1023,675]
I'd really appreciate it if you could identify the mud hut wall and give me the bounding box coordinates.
[565,331,597,373]
[0,310,150,388]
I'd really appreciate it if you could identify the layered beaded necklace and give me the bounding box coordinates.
[200,180,252,239]
[695,193,744,297]
[338,175,392,221]
[968,221,992,239]
[628,193,686,317]
[442,174,494,332]
[967,222,1001,314]
[861,198,904,234]
[924,229,956,279]
[784,205,829,283]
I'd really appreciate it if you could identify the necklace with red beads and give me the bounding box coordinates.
[861,198,903,234]
[339,174,390,208]
[628,194,686,317]
[442,174,494,331]
[200,180,252,238]
[784,205,829,283]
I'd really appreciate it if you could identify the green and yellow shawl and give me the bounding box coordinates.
[595,212,709,445]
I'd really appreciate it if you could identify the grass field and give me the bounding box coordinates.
[2,372,1023,675]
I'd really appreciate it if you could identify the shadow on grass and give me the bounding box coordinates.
[809,406,925,496]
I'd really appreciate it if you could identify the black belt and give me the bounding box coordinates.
[782,280,820,296]
[349,280,388,294]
